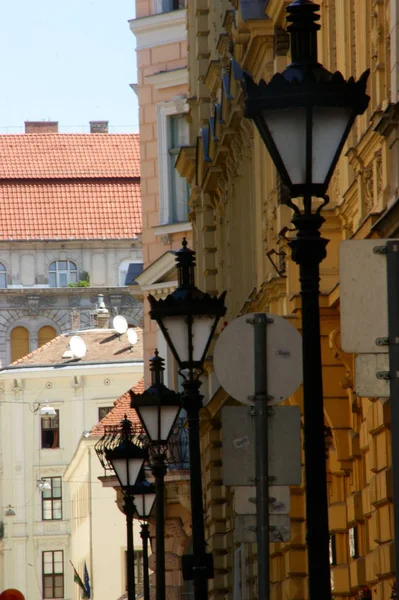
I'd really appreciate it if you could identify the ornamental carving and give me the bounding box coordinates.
[363,165,374,215]
[375,150,382,193]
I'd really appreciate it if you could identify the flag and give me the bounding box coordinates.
[84,561,91,599]
[70,561,89,599]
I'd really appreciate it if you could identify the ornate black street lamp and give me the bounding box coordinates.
[242,1,370,599]
[148,240,226,600]
[131,352,182,600]
[131,476,156,600]
[104,417,148,600]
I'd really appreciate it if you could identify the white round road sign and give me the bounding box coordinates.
[214,313,302,405]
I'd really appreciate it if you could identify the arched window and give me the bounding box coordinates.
[49,261,78,288]
[38,326,57,347]
[11,326,29,363]
[0,263,7,288]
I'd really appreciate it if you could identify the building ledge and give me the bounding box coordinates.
[129,9,186,50]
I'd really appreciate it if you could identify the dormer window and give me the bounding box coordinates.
[49,261,78,288]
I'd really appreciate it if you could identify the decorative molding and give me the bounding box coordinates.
[129,9,187,51]
[144,67,188,90]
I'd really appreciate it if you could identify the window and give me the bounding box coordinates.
[38,326,57,348]
[42,477,62,520]
[349,526,359,558]
[166,115,189,224]
[329,534,337,565]
[125,550,143,595]
[98,406,113,421]
[154,0,184,14]
[0,262,7,288]
[11,326,29,363]
[49,260,78,287]
[41,410,60,449]
[42,550,64,599]
[157,102,190,226]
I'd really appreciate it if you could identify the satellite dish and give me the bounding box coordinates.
[69,336,87,359]
[113,315,128,335]
[127,329,138,346]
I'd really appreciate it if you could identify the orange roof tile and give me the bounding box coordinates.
[90,378,144,437]
[0,180,141,240]
[0,133,140,179]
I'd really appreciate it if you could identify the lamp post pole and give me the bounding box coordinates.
[181,379,208,599]
[151,453,167,600]
[290,213,330,597]
[124,493,136,600]
[140,522,151,600]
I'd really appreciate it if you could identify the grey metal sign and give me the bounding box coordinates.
[233,486,290,515]
[339,240,397,353]
[214,313,302,405]
[355,354,389,397]
[222,406,301,486]
[234,514,291,544]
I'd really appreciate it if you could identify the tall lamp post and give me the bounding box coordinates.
[131,351,182,600]
[131,476,157,600]
[104,417,148,600]
[242,1,370,599]
[148,239,226,600]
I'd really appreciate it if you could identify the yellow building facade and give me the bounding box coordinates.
[171,1,399,599]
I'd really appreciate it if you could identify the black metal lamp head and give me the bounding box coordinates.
[131,352,182,446]
[130,472,156,520]
[104,415,148,491]
[242,0,370,211]
[148,239,227,372]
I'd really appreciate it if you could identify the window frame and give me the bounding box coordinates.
[98,406,113,421]
[42,550,64,599]
[41,410,60,449]
[153,0,184,14]
[157,101,190,226]
[0,262,7,288]
[49,260,78,288]
[41,476,62,521]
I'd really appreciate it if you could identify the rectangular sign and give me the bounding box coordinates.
[340,240,393,353]
[233,486,290,515]
[234,514,291,543]
[355,354,389,397]
[222,406,301,487]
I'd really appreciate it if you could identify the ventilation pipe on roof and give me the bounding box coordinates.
[95,294,110,329]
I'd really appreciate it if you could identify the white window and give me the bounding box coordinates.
[0,263,7,288]
[157,101,190,226]
[153,0,185,14]
[49,260,78,287]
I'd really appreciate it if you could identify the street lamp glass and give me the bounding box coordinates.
[162,314,216,365]
[138,405,180,443]
[134,492,157,519]
[262,105,353,190]
[111,457,145,489]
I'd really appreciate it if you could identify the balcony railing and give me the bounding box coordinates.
[153,0,185,15]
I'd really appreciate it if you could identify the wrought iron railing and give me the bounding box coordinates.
[94,422,146,471]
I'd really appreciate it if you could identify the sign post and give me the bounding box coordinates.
[215,312,302,600]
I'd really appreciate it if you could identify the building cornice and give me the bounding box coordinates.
[144,67,188,90]
[129,9,187,50]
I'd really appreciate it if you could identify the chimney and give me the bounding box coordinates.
[70,310,80,331]
[25,121,59,134]
[90,121,108,134]
[96,294,110,328]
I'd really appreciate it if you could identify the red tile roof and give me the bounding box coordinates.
[0,133,140,179]
[90,378,144,437]
[0,180,141,240]
[0,132,141,240]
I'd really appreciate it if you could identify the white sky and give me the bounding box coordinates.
[0,0,138,133]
